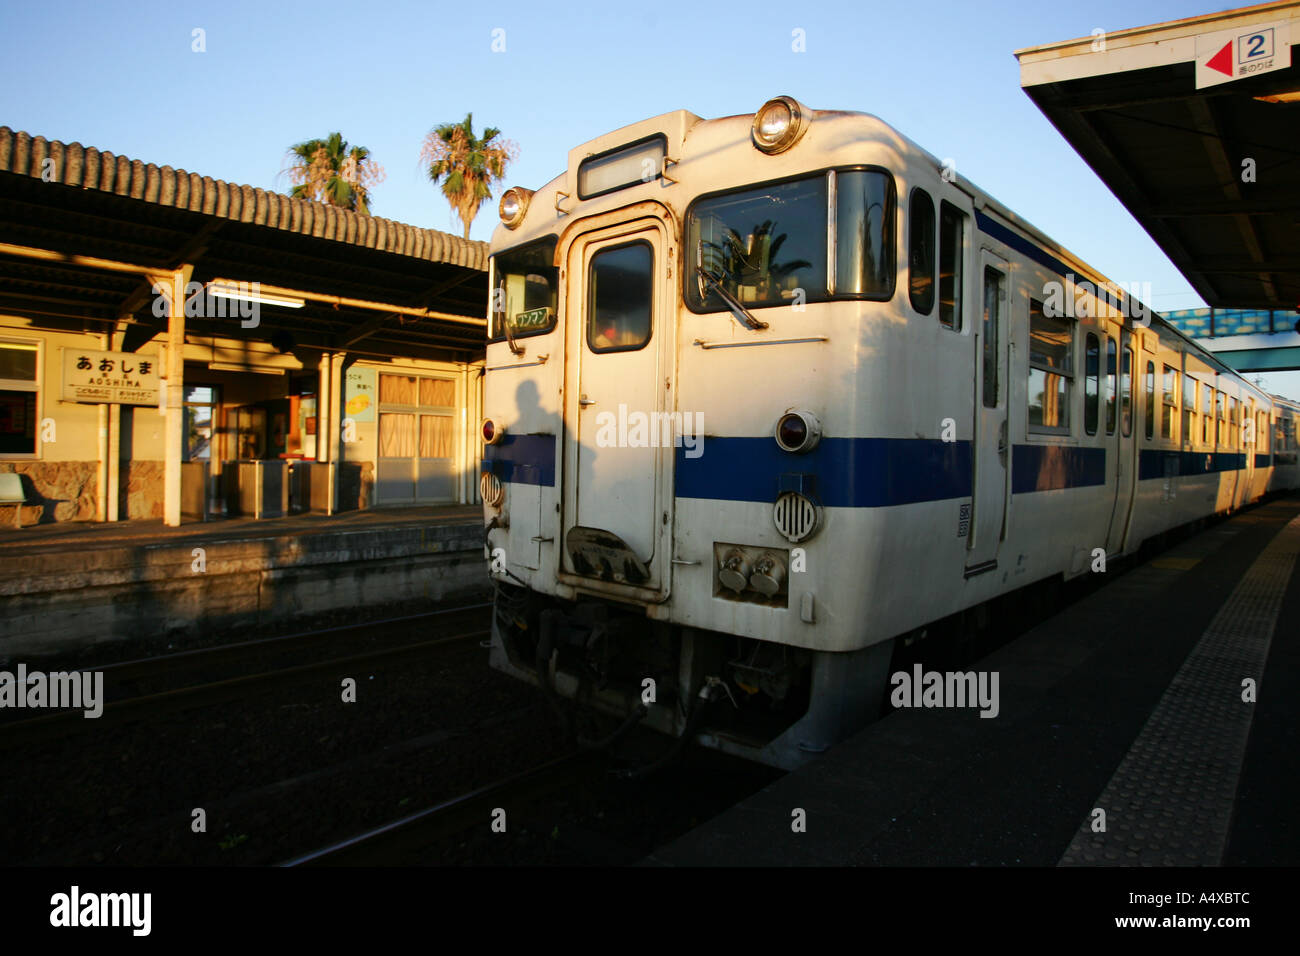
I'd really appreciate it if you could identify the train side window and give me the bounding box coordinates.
[1121,345,1133,437]
[1184,375,1197,445]
[938,201,965,330]
[981,266,1001,407]
[1084,333,1099,435]
[1202,384,1213,445]
[909,188,935,315]
[1260,411,1269,452]
[1105,337,1117,435]
[587,241,653,353]
[1027,298,1071,432]
[1144,360,1155,440]
[1215,391,1225,447]
[1229,397,1238,448]
[1162,366,1178,441]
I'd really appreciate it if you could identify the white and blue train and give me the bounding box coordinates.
[479,97,1300,769]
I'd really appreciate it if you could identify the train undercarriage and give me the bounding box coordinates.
[488,581,894,770]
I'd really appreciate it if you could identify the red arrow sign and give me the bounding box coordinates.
[1206,40,1233,77]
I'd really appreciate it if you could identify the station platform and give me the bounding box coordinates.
[649,495,1300,867]
[0,506,487,661]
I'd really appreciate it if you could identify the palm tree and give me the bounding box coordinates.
[421,114,516,239]
[285,132,385,215]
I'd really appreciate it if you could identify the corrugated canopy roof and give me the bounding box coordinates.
[0,127,488,361]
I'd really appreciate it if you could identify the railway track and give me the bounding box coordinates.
[0,602,492,744]
[280,751,602,866]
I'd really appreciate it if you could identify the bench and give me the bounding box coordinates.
[0,472,27,528]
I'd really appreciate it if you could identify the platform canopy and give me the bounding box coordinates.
[1016,1,1300,314]
[0,127,487,362]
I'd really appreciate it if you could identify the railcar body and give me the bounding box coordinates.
[480,98,1300,769]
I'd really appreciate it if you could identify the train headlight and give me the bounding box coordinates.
[480,470,505,508]
[752,96,809,154]
[774,492,821,543]
[775,410,821,453]
[482,418,506,445]
[498,187,533,229]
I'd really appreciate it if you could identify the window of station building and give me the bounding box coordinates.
[909,187,936,315]
[183,386,218,462]
[1105,337,1117,435]
[1144,361,1155,440]
[938,201,965,331]
[588,241,653,353]
[1084,333,1100,435]
[1028,298,1071,433]
[1161,366,1178,441]
[1184,375,1197,445]
[1121,345,1133,437]
[0,340,39,457]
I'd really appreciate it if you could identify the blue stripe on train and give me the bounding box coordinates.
[484,435,1261,505]
[482,433,556,486]
[674,437,972,507]
[1137,449,1249,480]
[1010,444,1106,493]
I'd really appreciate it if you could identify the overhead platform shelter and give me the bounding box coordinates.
[1016,2,1300,337]
[0,128,489,526]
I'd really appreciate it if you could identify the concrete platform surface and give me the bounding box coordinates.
[0,505,488,659]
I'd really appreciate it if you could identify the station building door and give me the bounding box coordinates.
[375,373,457,504]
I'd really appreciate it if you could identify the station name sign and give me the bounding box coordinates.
[61,348,161,406]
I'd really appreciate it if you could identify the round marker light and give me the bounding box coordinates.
[482,418,505,445]
[775,410,821,453]
[498,187,533,229]
[752,96,809,154]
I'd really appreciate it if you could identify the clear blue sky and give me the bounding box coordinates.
[0,0,1257,319]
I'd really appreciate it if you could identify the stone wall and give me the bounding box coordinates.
[337,461,375,512]
[0,462,97,524]
[123,460,164,519]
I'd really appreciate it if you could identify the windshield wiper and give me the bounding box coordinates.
[696,266,768,331]
[496,283,524,355]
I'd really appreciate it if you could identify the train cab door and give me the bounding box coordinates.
[967,251,1010,575]
[559,213,673,598]
[1105,329,1138,553]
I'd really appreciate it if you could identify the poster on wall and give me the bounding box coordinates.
[343,367,376,422]
[61,348,161,405]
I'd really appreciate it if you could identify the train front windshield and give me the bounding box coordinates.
[686,168,895,312]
